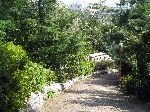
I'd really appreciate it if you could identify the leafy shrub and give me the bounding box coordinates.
[0,42,55,111]
[54,60,94,82]
[0,20,6,40]
[77,60,94,76]
[120,74,135,95]
[47,90,55,98]
[0,42,28,111]
[134,78,150,99]
[94,61,113,71]
[46,70,57,83]
[0,61,49,112]
[0,42,28,75]
[120,72,150,99]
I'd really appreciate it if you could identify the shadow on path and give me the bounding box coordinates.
[65,72,150,112]
[42,72,150,112]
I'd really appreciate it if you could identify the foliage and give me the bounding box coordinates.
[121,71,150,99]
[0,42,27,111]
[0,42,56,111]
[94,61,113,71]
[112,0,150,99]
[120,74,135,95]
[0,42,28,75]
[76,60,94,76]
[46,70,57,83]
[0,0,94,73]
[0,20,6,40]
[47,90,55,98]
[84,0,150,99]
[0,1,96,111]
[5,0,150,110]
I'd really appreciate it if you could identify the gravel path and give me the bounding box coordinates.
[41,72,150,112]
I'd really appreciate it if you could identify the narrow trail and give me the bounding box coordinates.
[41,72,150,112]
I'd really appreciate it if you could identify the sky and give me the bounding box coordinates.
[59,0,120,7]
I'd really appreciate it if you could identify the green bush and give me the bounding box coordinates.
[134,78,150,99]
[0,61,49,112]
[0,42,55,111]
[54,60,94,82]
[77,60,94,76]
[46,70,57,83]
[120,72,150,99]
[0,42,28,111]
[94,61,113,71]
[120,74,135,95]
[0,42,28,74]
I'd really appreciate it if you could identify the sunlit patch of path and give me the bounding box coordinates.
[41,72,150,112]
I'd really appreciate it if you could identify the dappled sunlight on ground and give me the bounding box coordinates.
[41,72,150,112]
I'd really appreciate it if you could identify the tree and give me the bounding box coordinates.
[112,0,150,99]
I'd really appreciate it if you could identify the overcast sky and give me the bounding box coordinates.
[59,0,120,7]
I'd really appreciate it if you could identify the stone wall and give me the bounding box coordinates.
[20,74,93,112]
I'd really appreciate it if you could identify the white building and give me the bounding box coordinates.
[113,2,130,10]
[69,3,83,11]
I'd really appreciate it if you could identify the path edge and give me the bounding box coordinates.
[20,73,95,112]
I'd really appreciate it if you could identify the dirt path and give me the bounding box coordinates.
[41,72,150,112]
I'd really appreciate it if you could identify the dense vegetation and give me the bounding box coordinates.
[112,0,150,99]
[0,1,95,111]
[0,0,149,111]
